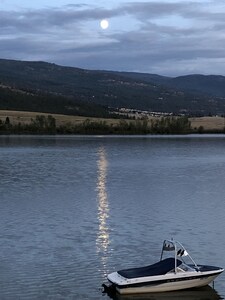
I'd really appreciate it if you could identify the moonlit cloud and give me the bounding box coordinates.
[0,1,225,76]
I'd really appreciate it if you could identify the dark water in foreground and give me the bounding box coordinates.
[0,135,225,300]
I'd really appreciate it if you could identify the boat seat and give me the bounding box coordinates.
[118,257,182,279]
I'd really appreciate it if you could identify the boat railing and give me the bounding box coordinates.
[160,239,198,273]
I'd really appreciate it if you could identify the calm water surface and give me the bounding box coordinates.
[0,135,225,300]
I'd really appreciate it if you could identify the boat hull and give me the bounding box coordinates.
[112,272,222,294]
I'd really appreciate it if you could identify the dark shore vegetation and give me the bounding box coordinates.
[0,114,209,135]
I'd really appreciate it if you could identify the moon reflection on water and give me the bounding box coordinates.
[96,147,110,277]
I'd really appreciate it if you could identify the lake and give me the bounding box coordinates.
[0,134,225,300]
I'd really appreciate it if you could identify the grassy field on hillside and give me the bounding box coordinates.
[189,116,225,131]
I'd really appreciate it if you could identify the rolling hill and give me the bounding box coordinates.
[0,58,225,116]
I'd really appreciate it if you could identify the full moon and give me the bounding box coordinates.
[100,19,109,30]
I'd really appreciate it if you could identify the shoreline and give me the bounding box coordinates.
[0,110,225,134]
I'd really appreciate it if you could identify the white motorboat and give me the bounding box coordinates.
[105,239,224,295]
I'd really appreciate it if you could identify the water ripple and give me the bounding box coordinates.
[1,136,225,299]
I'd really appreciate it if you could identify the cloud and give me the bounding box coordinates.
[0,1,225,75]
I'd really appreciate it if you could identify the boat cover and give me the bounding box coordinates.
[118,258,182,279]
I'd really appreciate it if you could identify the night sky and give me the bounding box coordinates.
[1,0,225,76]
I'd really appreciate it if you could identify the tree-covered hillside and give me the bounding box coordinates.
[0,84,112,118]
[1,58,225,116]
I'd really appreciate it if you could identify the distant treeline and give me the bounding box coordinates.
[0,114,209,135]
